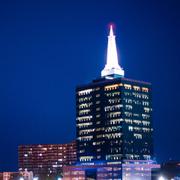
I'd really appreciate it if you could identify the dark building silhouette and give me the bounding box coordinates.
[152,161,180,180]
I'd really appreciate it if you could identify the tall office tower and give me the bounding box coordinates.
[76,26,153,165]
[18,141,76,179]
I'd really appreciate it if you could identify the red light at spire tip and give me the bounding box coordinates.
[108,22,116,29]
[109,23,115,36]
[107,23,116,36]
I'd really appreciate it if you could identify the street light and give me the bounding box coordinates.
[158,176,165,180]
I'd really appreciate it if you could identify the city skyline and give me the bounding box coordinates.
[0,0,180,172]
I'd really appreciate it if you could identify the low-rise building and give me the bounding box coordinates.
[18,140,76,179]
[0,170,33,180]
[63,160,160,180]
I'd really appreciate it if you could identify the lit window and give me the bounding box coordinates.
[96,107,100,111]
[128,126,133,131]
[80,156,93,161]
[142,87,149,92]
[78,89,93,96]
[133,86,140,91]
[96,94,100,97]
[134,133,142,139]
[104,83,122,91]
[124,84,132,90]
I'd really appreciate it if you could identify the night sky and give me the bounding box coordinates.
[0,0,180,171]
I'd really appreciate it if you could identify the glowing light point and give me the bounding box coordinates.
[101,25,124,77]
[158,176,166,180]
[109,25,114,36]
[33,178,39,180]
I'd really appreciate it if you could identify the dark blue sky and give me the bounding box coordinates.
[0,0,180,171]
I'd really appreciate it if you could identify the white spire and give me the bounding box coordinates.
[101,25,124,77]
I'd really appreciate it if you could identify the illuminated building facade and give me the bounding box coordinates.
[63,160,160,180]
[0,170,33,180]
[76,26,153,167]
[18,141,76,178]
[63,164,122,179]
